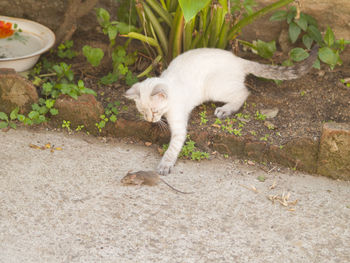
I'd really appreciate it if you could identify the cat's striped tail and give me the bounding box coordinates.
[244,45,319,80]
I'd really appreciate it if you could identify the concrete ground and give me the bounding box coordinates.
[0,128,349,263]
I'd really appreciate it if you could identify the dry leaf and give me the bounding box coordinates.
[269,180,277,190]
[29,144,41,150]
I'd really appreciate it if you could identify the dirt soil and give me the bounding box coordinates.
[55,31,350,150]
[1,128,350,262]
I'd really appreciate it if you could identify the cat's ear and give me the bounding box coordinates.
[151,84,167,100]
[124,83,141,100]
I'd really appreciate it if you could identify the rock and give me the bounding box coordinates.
[261,108,279,119]
[52,94,104,132]
[264,120,276,130]
[317,122,350,180]
[0,68,38,114]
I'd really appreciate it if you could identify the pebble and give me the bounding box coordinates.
[261,108,279,119]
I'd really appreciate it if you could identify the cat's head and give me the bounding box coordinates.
[124,77,168,123]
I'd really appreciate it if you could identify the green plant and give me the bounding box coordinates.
[117,0,293,67]
[95,101,125,132]
[239,39,277,60]
[162,135,209,161]
[340,79,350,88]
[255,110,266,121]
[199,110,208,125]
[270,6,350,69]
[57,40,77,59]
[96,115,108,132]
[0,108,19,129]
[82,45,104,67]
[62,120,72,132]
[75,125,85,131]
[260,134,269,141]
[41,63,96,100]
[96,8,139,85]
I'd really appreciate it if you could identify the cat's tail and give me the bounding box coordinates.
[244,45,319,80]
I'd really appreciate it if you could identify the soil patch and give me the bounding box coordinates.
[35,31,350,175]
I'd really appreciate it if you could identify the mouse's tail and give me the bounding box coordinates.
[243,45,319,80]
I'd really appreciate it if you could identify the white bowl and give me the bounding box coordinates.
[0,16,55,72]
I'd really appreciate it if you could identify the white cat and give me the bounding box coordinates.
[125,46,318,175]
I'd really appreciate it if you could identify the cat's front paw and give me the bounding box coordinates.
[214,107,233,119]
[157,161,174,175]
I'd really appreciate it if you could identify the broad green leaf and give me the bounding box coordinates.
[42,82,53,94]
[39,106,48,115]
[50,108,59,116]
[307,25,323,44]
[116,22,137,35]
[117,64,128,75]
[10,107,19,120]
[289,22,301,43]
[324,26,335,47]
[78,80,84,89]
[0,121,8,129]
[270,10,287,21]
[319,47,339,69]
[290,48,309,62]
[100,73,118,85]
[313,58,321,69]
[82,88,97,96]
[303,13,318,27]
[31,103,40,111]
[45,99,55,109]
[0,112,8,121]
[110,115,117,123]
[17,115,26,122]
[125,71,138,86]
[9,122,16,129]
[294,13,308,31]
[68,90,78,100]
[23,118,33,125]
[107,25,118,41]
[178,0,211,22]
[302,34,313,49]
[256,40,276,59]
[286,6,296,24]
[37,115,47,124]
[96,8,110,27]
[82,45,104,67]
[28,111,39,120]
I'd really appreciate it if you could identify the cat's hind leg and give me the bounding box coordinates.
[214,87,249,119]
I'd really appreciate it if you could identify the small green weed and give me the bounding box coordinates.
[0,108,19,129]
[199,111,208,125]
[340,79,350,88]
[62,120,71,132]
[260,134,269,141]
[57,40,77,59]
[255,111,267,121]
[75,125,85,132]
[162,136,209,161]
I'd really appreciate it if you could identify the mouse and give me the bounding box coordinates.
[121,170,194,194]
